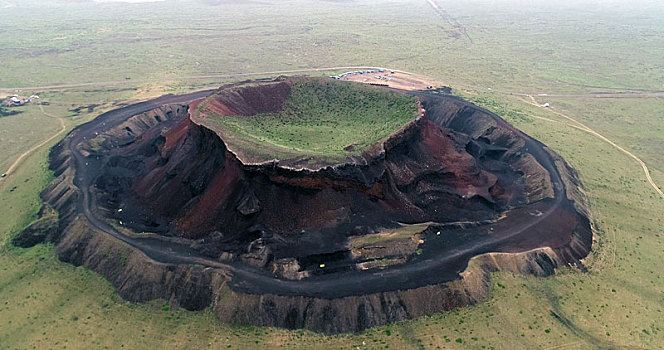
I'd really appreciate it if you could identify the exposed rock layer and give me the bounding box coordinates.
[18,80,593,333]
[87,82,553,246]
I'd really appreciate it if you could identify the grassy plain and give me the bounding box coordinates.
[204,79,417,161]
[0,104,61,172]
[1,0,663,349]
[2,0,663,93]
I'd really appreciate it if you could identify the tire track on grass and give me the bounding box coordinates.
[525,96,663,199]
[0,104,66,190]
[424,0,473,43]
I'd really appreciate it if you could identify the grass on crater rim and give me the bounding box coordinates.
[202,79,419,163]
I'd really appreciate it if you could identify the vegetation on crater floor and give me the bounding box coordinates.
[206,79,418,160]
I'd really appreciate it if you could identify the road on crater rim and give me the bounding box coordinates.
[57,82,587,298]
[2,67,657,296]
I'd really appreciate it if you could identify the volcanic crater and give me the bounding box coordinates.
[16,76,592,333]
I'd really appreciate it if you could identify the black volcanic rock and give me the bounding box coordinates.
[12,205,59,247]
[21,79,592,334]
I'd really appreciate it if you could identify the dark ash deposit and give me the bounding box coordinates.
[16,78,592,333]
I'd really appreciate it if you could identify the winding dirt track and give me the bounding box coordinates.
[425,0,473,43]
[0,104,65,190]
[5,67,661,198]
[525,95,664,199]
[6,66,662,99]
[0,67,391,92]
[2,67,658,298]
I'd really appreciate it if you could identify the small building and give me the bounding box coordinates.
[4,95,35,107]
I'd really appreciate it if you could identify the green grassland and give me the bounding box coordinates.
[3,90,662,349]
[542,97,664,189]
[2,0,663,93]
[0,104,61,172]
[204,79,418,162]
[1,0,663,349]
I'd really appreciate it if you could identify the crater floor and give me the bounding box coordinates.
[192,77,420,168]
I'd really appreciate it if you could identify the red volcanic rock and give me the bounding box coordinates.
[25,79,591,334]
[104,112,520,240]
[202,81,292,117]
[386,118,498,202]
[89,80,553,244]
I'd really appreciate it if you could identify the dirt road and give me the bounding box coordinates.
[1,68,649,298]
[0,66,390,92]
[425,0,473,43]
[525,95,664,199]
[4,66,663,100]
[4,66,660,200]
[0,104,66,190]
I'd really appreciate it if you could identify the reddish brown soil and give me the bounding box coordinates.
[111,115,521,240]
[340,71,444,91]
[202,80,292,117]
[85,81,550,259]
[24,79,591,334]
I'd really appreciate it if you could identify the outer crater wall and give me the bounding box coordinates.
[16,82,593,334]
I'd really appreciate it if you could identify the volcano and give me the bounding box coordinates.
[17,77,592,333]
